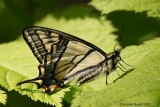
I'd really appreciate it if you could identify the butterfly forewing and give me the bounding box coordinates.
[54,40,106,83]
[18,26,116,92]
[23,27,62,64]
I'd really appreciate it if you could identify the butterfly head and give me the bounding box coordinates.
[112,50,120,59]
[107,50,121,64]
[110,30,122,69]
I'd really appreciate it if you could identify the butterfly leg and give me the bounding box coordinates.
[106,69,109,85]
[113,66,124,76]
[118,62,127,72]
[115,67,121,76]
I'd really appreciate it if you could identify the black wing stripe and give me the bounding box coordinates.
[23,28,63,64]
[67,49,94,74]
[76,65,103,86]
[57,65,73,76]
[55,62,73,71]
[23,30,48,63]
[30,30,48,62]
[61,52,105,85]
[63,60,105,84]
[51,38,69,70]
[54,54,84,76]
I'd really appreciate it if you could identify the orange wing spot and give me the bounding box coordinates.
[51,85,60,89]
[42,85,51,93]
[50,85,60,92]
[42,85,61,92]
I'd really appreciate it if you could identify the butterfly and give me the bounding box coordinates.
[17,26,127,93]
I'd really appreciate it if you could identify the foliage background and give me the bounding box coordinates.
[0,0,160,107]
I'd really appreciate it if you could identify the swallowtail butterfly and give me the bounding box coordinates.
[17,26,127,92]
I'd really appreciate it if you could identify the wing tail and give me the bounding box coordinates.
[16,77,43,88]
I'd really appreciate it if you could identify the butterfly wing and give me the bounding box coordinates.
[54,41,108,86]
[23,27,63,64]
[21,26,108,88]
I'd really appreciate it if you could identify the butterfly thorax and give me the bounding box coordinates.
[106,51,120,73]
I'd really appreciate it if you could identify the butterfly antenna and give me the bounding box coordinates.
[113,27,124,51]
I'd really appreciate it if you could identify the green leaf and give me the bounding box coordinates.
[0,15,116,107]
[90,0,160,18]
[71,38,160,107]
[0,89,7,105]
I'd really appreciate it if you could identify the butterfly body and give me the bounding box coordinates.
[17,26,122,92]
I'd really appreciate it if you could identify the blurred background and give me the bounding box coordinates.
[0,0,160,46]
[0,0,160,107]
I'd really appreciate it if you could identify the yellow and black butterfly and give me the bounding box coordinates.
[17,26,127,93]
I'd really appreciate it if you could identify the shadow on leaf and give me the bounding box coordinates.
[107,11,160,47]
[113,68,134,83]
